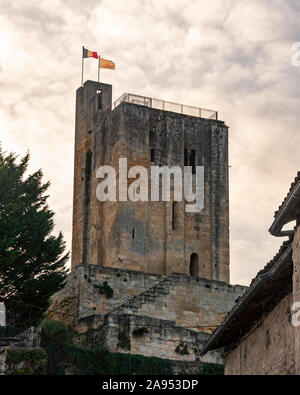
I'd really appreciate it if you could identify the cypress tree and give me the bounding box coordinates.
[0,148,69,331]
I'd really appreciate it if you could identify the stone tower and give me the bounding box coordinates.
[71,80,229,283]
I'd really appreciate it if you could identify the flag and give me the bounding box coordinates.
[99,57,115,70]
[83,47,98,59]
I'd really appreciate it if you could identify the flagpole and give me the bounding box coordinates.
[81,46,84,87]
[98,55,100,83]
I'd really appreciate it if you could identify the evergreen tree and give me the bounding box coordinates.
[0,148,69,331]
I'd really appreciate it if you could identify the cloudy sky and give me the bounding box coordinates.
[1,0,300,286]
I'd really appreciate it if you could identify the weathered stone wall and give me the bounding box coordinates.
[292,223,300,374]
[77,265,162,319]
[224,293,295,375]
[71,81,112,270]
[72,81,230,283]
[48,269,81,327]
[49,265,162,326]
[49,265,245,334]
[66,81,242,368]
[78,313,223,364]
[114,273,246,333]
[49,264,245,363]
[106,102,230,281]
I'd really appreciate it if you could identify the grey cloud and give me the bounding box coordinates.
[0,0,300,285]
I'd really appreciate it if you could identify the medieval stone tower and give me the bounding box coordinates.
[50,80,245,366]
[71,80,229,282]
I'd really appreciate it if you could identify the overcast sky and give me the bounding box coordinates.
[1,0,300,286]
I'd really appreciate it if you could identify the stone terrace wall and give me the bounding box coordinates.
[78,265,162,319]
[49,265,246,335]
[78,313,223,363]
[114,274,246,333]
[49,265,162,327]
[224,293,295,375]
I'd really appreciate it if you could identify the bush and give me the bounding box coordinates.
[94,281,114,299]
[6,347,47,375]
[41,320,74,345]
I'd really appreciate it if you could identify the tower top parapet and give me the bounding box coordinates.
[112,92,218,120]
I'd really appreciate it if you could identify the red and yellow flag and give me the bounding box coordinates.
[99,58,115,70]
[83,47,98,59]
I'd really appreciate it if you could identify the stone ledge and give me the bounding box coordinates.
[77,264,163,280]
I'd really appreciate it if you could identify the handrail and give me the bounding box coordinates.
[112,92,218,120]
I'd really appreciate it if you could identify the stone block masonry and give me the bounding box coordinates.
[71,81,230,283]
[78,313,223,363]
[48,80,247,366]
[49,264,246,362]
[224,294,295,375]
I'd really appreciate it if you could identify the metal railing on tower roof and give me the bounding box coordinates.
[112,93,218,120]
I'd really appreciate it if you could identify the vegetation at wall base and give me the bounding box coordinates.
[5,347,47,375]
[41,320,224,375]
[198,363,224,375]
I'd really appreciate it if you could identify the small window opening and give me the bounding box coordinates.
[190,150,196,174]
[172,202,177,231]
[132,229,135,239]
[150,149,155,162]
[189,253,199,276]
[97,90,103,109]
[184,149,189,166]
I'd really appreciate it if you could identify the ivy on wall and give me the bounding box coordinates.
[40,320,223,375]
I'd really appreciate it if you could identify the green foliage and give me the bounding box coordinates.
[41,320,223,375]
[0,148,69,329]
[41,320,117,375]
[44,343,118,375]
[6,347,47,375]
[94,281,114,298]
[198,362,224,375]
[14,369,26,375]
[117,330,131,351]
[102,281,113,298]
[41,320,171,375]
[115,353,172,375]
[41,319,74,345]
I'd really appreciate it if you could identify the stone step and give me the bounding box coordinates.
[127,302,142,309]
[144,296,156,303]
[157,290,169,295]
[113,276,176,314]
[155,286,167,291]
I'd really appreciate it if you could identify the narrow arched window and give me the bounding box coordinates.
[184,149,188,166]
[172,202,177,231]
[190,150,196,174]
[150,149,155,162]
[190,253,199,276]
[97,90,103,109]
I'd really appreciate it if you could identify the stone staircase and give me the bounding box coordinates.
[109,273,181,315]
